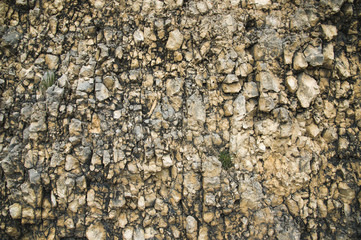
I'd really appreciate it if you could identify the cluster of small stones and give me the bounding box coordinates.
[1,0,361,239]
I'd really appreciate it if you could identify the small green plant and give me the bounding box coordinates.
[40,70,55,93]
[219,150,232,170]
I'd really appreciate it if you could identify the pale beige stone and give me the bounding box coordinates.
[166,29,184,50]
[86,222,106,240]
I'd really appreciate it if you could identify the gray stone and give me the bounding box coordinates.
[224,74,239,84]
[89,0,105,9]
[257,71,280,92]
[187,93,206,130]
[297,73,320,108]
[323,44,334,67]
[335,53,351,79]
[244,82,259,99]
[253,0,272,9]
[69,118,82,136]
[16,0,27,6]
[196,1,208,14]
[304,45,324,67]
[95,83,110,101]
[290,9,310,30]
[217,56,236,74]
[115,46,123,59]
[28,169,41,184]
[9,203,22,219]
[232,94,246,122]
[77,78,94,93]
[186,216,198,237]
[224,100,234,116]
[320,0,346,13]
[2,29,21,46]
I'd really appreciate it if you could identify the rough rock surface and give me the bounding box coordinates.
[1,0,361,239]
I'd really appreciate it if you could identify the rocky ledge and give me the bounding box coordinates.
[1,0,361,239]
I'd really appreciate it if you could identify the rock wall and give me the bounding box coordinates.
[1,0,361,239]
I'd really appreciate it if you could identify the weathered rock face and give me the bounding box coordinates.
[1,0,361,239]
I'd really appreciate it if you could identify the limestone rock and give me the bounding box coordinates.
[293,52,308,70]
[252,0,272,9]
[286,76,298,93]
[223,100,234,116]
[320,0,346,13]
[95,83,110,101]
[259,94,276,112]
[296,73,320,108]
[257,71,280,92]
[335,53,351,79]
[89,0,105,9]
[243,82,259,99]
[222,83,242,93]
[224,74,239,84]
[9,203,22,219]
[187,93,206,130]
[45,54,59,70]
[323,44,334,68]
[186,216,198,239]
[321,24,337,40]
[166,29,184,50]
[232,93,246,123]
[304,45,324,67]
[86,222,106,240]
[79,65,94,78]
[166,78,184,96]
[134,30,144,44]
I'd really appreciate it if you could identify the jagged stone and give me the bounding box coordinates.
[95,83,110,101]
[166,29,184,50]
[293,52,308,70]
[257,71,280,92]
[304,45,324,67]
[243,82,259,99]
[321,24,337,41]
[286,76,298,93]
[86,222,106,240]
[1,0,361,239]
[45,54,59,70]
[296,73,320,108]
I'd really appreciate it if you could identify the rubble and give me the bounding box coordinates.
[0,0,360,239]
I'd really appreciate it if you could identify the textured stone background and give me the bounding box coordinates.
[1,0,361,239]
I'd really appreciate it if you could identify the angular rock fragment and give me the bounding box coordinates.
[293,52,308,70]
[86,222,106,240]
[321,24,338,40]
[166,29,184,50]
[257,71,280,92]
[244,81,259,99]
[296,73,320,108]
[304,45,324,67]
